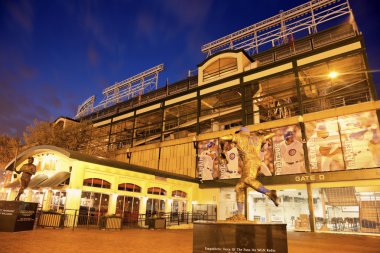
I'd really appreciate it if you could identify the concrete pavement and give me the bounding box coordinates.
[0,228,379,253]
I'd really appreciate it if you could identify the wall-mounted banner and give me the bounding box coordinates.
[219,139,242,179]
[272,125,305,175]
[338,111,380,170]
[306,118,345,172]
[198,139,220,180]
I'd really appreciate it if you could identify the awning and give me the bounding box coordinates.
[4,174,48,189]
[38,171,70,188]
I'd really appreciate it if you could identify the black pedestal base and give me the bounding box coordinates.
[0,200,38,232]
[193,222,287,253]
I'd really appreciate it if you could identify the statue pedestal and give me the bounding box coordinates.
[193,221,288,253]
[0,200,38,232]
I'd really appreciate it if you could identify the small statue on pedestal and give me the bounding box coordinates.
[14,157,36,201]
[220,127,280,221]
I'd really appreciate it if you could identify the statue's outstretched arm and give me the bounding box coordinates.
[264,132,275,140]
[220,134,234,142]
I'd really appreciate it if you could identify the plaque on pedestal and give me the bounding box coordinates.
[193,222,287,253]
[0,201,38,232]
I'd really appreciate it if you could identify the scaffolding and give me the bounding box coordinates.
[201,0,354,56]
[75,64,164,118]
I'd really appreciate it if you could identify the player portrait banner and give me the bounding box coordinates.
[338,111,380,170]
[272,125,305,175]
[198,139,220,181]
[219,138,242,179]
[306,118,345,172]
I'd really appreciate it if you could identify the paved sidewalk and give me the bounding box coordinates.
[0,228,379,253]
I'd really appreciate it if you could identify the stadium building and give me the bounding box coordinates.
[1,0,380,234]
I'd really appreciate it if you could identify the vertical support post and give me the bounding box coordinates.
[310,2,317,34]
[307,183,316,232]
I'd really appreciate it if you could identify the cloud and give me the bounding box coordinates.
[87,45,100,66]
[136,11,156,43]
[4,0,34,33]
[82,4,114,51]
[162,0,213,26]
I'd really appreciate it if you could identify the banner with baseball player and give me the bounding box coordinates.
[219,138,243,179]
[338,111,380,170]
[272,125,306,175]
[306,118,345,172]
[198,139,221,180]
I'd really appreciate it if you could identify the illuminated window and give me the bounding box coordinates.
[83,178,111,189]
[118,183,141,192]
[203,57,238,82]
[147,187,166,196]
[172,190,187,198]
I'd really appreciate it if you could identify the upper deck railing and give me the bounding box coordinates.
[201,0,354,56]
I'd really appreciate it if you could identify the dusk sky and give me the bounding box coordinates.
[1,0,379,137]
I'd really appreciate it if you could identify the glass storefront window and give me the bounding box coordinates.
[312,186,380,234]
[50,191,66,212]
[248,189,310,231]
[146,198,165,217]
[116,195,140,223]
[31,191,45,208]
[80,191,109,217]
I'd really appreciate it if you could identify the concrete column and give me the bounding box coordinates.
[139,197,147,215]
[108,194,118,215]
[42,190,53,211]
[165,199,172,213]
[65,189,82,227]
[25,190,33,202]
[69,163,85,190]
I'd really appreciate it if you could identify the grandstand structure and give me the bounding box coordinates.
[3,0,380,234]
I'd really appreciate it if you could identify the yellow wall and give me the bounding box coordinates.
[64,159,201,214]
[130,148,159,169]
[159,142,196,177]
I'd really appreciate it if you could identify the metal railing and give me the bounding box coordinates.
[34,210,216,230]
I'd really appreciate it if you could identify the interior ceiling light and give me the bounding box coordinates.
[328,71,338,79]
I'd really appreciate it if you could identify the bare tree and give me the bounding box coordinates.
[0,134,19,168]
[23,119,115,158]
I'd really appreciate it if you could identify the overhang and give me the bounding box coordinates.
[5,145,198,184]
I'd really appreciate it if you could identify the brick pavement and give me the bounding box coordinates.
[0,228,379,253]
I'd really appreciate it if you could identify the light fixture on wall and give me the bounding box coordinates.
[126,148,131,159]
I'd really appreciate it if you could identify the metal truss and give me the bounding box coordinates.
[76,95,95,118]
[96,64,164,109]
[201,0,354,56]
[75,64,164,118]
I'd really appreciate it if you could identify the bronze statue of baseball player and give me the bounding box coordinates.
[14,157,37,201]
[221,127,279,221]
